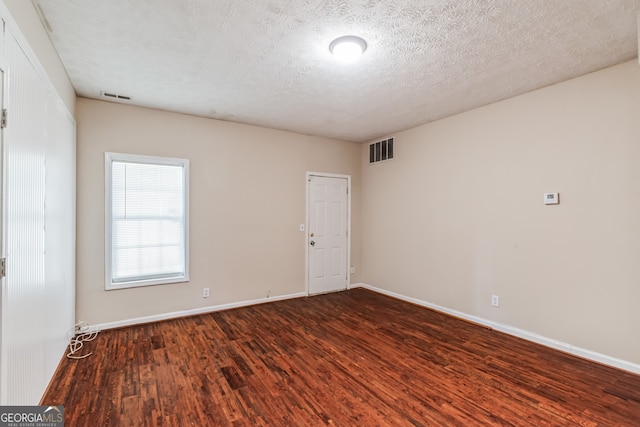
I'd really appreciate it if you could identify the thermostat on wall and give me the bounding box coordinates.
[544,193,559,205]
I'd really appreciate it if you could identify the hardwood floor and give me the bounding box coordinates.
[43,288,640,426]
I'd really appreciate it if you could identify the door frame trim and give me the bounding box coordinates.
[305,172,351,296]
[0,63,5,405]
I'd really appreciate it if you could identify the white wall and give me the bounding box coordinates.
[76,98,361,326]
[361,60,640,367]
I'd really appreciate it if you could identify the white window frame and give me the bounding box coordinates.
[105,152,190,290]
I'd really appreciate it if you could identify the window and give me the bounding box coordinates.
[105,152,189,290]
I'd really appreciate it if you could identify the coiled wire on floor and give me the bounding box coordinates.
[67,321,99,359]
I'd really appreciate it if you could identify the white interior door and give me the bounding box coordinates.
[308,175,349,295]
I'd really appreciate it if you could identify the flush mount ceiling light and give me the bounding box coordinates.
[329,35,367,62]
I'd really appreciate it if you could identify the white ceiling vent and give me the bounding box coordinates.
[100,91,131,102]
[369,137,394,164]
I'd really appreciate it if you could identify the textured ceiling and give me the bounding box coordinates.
[33,0,638,142]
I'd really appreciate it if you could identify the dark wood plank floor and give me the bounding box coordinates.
[43,288,640,426]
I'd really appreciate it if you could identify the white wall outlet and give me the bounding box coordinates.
[350,266,355,274]
[202,287,210,298]
[491,295,500,307]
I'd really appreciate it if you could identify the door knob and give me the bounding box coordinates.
[310,240,315,246]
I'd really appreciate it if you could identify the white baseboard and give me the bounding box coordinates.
[358,283,640,375]
[93,291,307,331]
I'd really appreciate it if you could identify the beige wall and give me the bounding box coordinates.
[2,0,75,114]
[362,60,640,364]
[76,98,361,324]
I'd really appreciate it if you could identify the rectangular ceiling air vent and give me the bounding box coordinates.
[369,137,394,164]
[100,91,131,101]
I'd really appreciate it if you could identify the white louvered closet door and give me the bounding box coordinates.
[0,30,76,405]
[2,32,48,405]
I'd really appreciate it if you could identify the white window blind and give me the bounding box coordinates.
[105,153,189,289]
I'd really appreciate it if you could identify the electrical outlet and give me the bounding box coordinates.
[202,288,210,298]
[491,295,499,307]
[350,266,355,274]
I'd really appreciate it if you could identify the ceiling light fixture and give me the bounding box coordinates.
[329,35,367,62]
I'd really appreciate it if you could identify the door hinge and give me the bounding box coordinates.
[0,258,6,279]
[1,109,7,128]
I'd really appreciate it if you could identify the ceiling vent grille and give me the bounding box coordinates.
[369,137,394,164]
[100,91,131,101]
